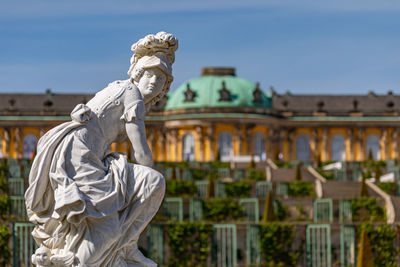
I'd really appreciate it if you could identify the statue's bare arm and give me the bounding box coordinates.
[125,120,153,167]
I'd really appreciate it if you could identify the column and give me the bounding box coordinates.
[392,128,399,159]
[147,128,155,154]
[381,128,389,160]
[347,128,354,161]
[311,128,319,161]
[287,129,295,161]
[195,126,204,161]
[357,128,365,161]
[206,125,215,161]
[234,125,243,156]
[14,127,21,158]
[268,128,277,160]
[171,130,179,161]
[4,128,10,158]
[157,131,165,162]
[322,128,328,161]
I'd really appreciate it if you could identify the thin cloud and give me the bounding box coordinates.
[1,0,400,19]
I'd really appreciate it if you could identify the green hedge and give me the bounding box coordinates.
[288,181,314,197]
[224,181,252,197]
[203,198,243,222]
[351,197,385,222]
[259,223,301,267]
[166,180,197,197]
[360,223,398,267]
[166,222,212,267]
[377,182,396,195]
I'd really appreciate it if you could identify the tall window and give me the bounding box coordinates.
[23,134,37,159]
[366,134,380,160]
[331,134,346,161]
[182,133,195,161]
[253,132,266,159]
[218,132,232,159]
[296,134,310,161]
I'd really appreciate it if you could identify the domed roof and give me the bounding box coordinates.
[165,68,271,110]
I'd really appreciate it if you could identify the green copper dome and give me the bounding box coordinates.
[165,68,271,110]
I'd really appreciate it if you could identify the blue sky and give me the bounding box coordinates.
[1,1,400,95]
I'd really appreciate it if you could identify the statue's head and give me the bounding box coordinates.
[128,32,178,105]
[32,247,50,267]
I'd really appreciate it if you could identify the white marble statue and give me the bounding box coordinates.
[25,32,178,267]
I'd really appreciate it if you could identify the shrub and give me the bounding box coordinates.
[259,223,301,267]
[206,175,215,198]
[203,198,243,222]
[288,181,314,198]
[295,163,302,181]
[356,229,375,267]
[262,192,276,222]
[248,169,266,181]
[166,222,212,267]
[191,169,209,180]
[360,223,398,267]
[377,182,396,195]
[360,175,369,197]
[225,181,252,198]
[351,197,385,222]
[166,180,197,197]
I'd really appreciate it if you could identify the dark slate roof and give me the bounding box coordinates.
[272,92,400,116]
[0,93,93,115]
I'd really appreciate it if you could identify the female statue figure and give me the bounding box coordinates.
[25,32,178,267]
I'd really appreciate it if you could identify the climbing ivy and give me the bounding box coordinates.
[166,222,212,267]
[166,180,197,197]
[259,223,301,267]
[360,223,398,267]
[0,163,10,266]
[203,198,243,222]
[288,181,314,198]
[377,182,396,195]
[224,181,252,198]
[351,197,385,222]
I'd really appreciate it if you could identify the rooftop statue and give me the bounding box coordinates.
[25,32,178,267]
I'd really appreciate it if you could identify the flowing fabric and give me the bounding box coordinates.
[25,80,165,266]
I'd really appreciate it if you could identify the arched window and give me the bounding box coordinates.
[366,134,380,160]
[254,132,266,159]
[331,134,346,161]
[23,134,37,159]
[296,134,310,161]
[182,133,195,161]
[218,132,232,159]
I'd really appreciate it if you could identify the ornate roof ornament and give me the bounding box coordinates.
[252,82,262,103]
[184,83,196,102]
[218,81,231,102]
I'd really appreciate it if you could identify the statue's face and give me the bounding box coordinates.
[137,68,167,104]
[35,248,49,265]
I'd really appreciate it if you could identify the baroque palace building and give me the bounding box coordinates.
[0,67,399,162]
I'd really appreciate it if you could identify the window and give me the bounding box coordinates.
[23,134,37,159]
[296,134,310,161]
[253,132,266,159]
[218,132,232,158]
[331,134,346,161]
[182,133,195,161]
[366,134,380,160]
